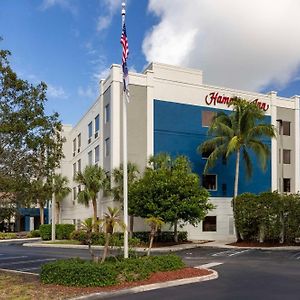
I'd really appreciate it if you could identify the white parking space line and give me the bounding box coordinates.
[195,262,224,269]
[228,250,250,256]
[212,250,236,257]
[0,258,56,266]
[0,256,28,260]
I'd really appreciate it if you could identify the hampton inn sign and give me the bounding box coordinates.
[205,92,270,112]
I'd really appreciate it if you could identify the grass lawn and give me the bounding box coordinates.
[44,240,81,245]
[0,272,81,300]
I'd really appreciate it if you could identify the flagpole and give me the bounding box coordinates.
[121,1,129,259]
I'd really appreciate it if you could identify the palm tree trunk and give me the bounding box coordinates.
[39,201,44,225]
[101,232,110,263]
[56,202,60,224]
[92,197,98,232]
[233,149,241,242]
[147,230,155,256]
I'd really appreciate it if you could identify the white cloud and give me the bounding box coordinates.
[78,86,96,99]
[40,0,77,15]
[47,84,68,99]
[97,0,123,32]
[143,0,300,91]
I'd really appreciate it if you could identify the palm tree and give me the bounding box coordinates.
[112,162,139,237]
[145,216,164,256]
[52,174,71,224]
[75,165,109,231]
[199,98,276,239]
[99,207,125,263]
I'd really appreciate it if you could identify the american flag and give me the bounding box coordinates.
[120,23,129,94]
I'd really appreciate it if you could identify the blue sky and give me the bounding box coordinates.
[1,0,300,125]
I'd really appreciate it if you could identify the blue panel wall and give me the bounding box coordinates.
[154,100,271,197]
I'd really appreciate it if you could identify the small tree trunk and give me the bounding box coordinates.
[92,197,98,232]
[147,230,155,256]
[279,212,284,244]
[129,215,134,238]
[259,223,265,243]
[101,232,110,263]
[39,202,44,225]
[233,149,242,242]
[56,202,60,224]
[174,219,178,243]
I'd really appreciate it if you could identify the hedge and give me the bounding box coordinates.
[70,231,140,247]
[132,231,188,243]
[235,192,300,243]
[39,224,75,240]
[0,233,17,240]
[40,254,185,287]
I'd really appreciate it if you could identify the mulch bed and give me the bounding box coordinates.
[228,241,300,247]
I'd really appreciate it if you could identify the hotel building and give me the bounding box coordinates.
[56,62,300,240]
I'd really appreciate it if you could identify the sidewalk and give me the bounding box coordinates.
[23,241,205,252]
[22,239,300,251]
[0,237,41,243]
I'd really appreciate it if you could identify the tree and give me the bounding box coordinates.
[198,98,276,240]
[130,154,213,242]
[99,207,125,263]
[0,43,64,219]
[111,162,139,237]
[75,165,109,231]
[52,174,71,224]
[145,216,164,256]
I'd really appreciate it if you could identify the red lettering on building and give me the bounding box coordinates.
[205,92,269,112]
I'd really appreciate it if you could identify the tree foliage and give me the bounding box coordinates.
[129,154,213,241]
[0,44,64,213]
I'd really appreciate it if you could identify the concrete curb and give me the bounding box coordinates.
[199,242,300,251]
[23,242,203,252]
[0,237,41,243]
[70,269,218,300]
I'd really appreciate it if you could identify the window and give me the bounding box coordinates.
[282,121,290,136]
[283,149,291,164]
[283,178,291,193]
[105,104,110,123]
[78,185,81,194]
[202,111,215,127]
[88,121,93,143]
[77,133,81,152]
[77,159,81,173]
[73,138,76,156]
[95,114,100,138]
[88,150,93,165]
[202,174,217,190]
[203,216,217,232]
[73,163,76,178]
[95,145,100,163]
[105,138,110,157]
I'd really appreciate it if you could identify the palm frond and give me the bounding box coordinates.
[242,147,253,179]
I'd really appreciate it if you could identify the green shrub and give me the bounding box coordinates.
[40,254,185,287]
[40,224,75,240]
[28,230,40,238]
[235,192,300,243]
[132,231,188,243]
[56,224,75,240]
[0,232,17,240]
[39,224,51,240]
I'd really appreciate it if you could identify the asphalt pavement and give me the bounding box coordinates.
[1,242,300,299]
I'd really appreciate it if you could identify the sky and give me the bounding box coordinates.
[1,0,300,125]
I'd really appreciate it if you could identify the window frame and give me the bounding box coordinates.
[283,149,291,164]
[282,121,290,136]
[202,216,217,232]
[202,174,217,191]
[105,138,110,157]
[95,145,100,163]
[105,104,110,123]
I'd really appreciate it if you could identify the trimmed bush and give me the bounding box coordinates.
[39,224,51,240]
[56,224,75,240]
[41,254,185,287]
[132,231,188,243]
[28,230,40,238]
[0,232,17,240]
[39,224,75,240]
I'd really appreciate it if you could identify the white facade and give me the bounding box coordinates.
[59,63,300,240]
